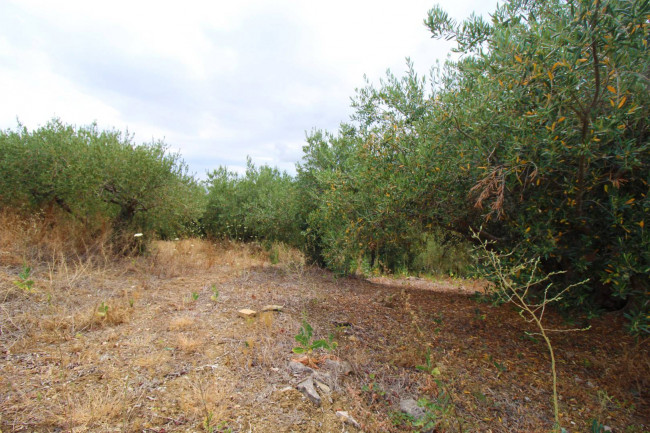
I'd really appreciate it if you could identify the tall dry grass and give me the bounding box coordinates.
[0,209,113,268]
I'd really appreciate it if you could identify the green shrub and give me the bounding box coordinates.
[0,119,205,247]
[297,0,649,325]
[203,158,303,246]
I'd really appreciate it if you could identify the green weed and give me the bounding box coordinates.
[210,284,219,302]
[13,263,36,292]
[97,302,109,318]
[293,318,337,355]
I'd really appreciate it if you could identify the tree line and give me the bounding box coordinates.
[1,0,647,332]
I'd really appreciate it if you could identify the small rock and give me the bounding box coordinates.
[289,361,314,375]
[574,375,583,384]
[336,411,360,428]
[322,358,353,375]
[262,304,283,312]
[312,370,332,384]
[237,309,257,319]
[602,426,612,432]
[313,378,331,394]
[400,398,425,420]
[296,377,321,406]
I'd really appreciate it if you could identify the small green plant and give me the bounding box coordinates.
[389,410,414,427]
[416,350,441,377]
[13,264,36,292]
[292,318,337,355]
[473,308,486,321]
[97,302,109,318]
[591,419,607,433]
[362,373,385,394]
[210,285,219,302]
[203,410,214,432]
[269,245,279,264]
[191,291,199,301]
[416,349,465,432]
[361,373,388,405]
[624,299,650,337]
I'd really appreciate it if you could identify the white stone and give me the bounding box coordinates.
[400,398,425,419]
[237,309,257,318]
[296,377,321,406]
[336,411,360,428]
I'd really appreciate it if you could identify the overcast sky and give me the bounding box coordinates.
[0,0,499,177]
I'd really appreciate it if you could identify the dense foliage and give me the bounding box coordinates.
[0,119,205,241]
[1,0,647,331]
[296,0,649,328]
[203,158,302,246]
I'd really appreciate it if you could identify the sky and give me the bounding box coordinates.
[0,0,500,177]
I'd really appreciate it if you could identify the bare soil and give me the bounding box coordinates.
[1,239,648,432]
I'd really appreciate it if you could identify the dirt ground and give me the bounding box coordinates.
[1,239,648,432]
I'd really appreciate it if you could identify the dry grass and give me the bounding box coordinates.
[0,215,648,433]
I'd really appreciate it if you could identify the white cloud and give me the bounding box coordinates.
[0,0,500,177]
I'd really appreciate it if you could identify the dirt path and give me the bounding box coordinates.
[1,240,648,432]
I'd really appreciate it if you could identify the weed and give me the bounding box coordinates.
[488,355,507,373]
[361,373,386,404]
[416,350,441,377]
[293,318,337,355]
[473,308,486,321]
[210,284,219,302]
[291,317,337,368]
[473,230,590,432]
[590,419,608,433]
[13,263,36,292]
[269,245,279,264]
[97,302,109,318]
[191,291,200,301]
[624,299,650,337]
[416,349,465,433]
[389,410,414,427]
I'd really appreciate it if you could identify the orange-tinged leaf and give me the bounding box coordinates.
[639,221,645,228]
[515,55,522,63]
[618,96,627,108]
[558,116,566,122]
[548,71,554,80]
[610,99,615,107]
[625,198,635,205]
[607,85,617,94]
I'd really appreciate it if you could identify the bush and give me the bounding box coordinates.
[203,158,303,246]
[0,119,205,248]
[297,0,649,325]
